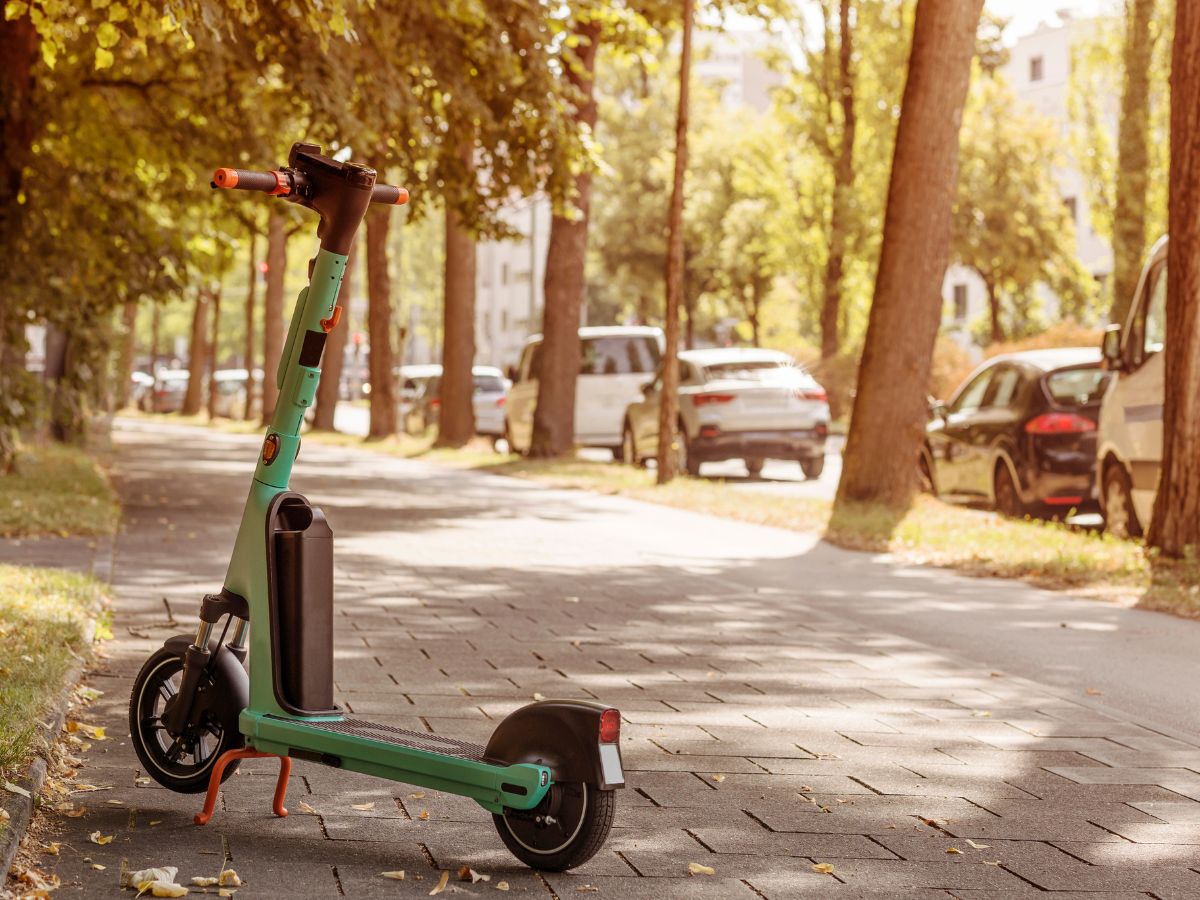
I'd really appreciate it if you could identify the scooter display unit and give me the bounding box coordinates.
[128,142,624,871]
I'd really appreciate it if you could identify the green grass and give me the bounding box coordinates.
[0,565,106,779]
[0,443,120,537]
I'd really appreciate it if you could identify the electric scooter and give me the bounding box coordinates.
[128,142,624,872]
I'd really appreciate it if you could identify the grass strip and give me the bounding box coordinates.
[0,444,119,538]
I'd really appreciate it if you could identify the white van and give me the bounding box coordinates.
[505,326,664,456]
[1097,236,1166,538]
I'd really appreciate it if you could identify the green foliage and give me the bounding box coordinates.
[953,74,1095,342]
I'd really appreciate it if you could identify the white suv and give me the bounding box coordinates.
[1097,236,1166,538]
[505,326,664,455]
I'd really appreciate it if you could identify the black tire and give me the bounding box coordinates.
[493,783,616,872]
[622,423,639,468]
[129,646,244,794]
[745,457,765,478]
[1103,462,1143,539]
[800,455,825,480]
[993,463,1025,518]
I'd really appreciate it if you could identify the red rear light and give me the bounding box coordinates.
[495,396,506,407]
[815,422,828,438]
[430,398,441,410]
[1024,412,1095,434]
[796,388,828,402]
[693,393,735,407]
[699,425,721,438]
[599,708,620,744]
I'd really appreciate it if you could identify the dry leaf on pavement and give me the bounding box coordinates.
[812,863,835,874]
[687,862,715,876]
[457,866,489,883]
[418,809,430,820]
[381,871,406,880]
[711,774,725,783]
[298,801,319,815]
[966,839,990,849]
[496,882,510,891]
[429,870,450,895]
[946,848,962,855]
[88,831,113,845]
[351,802,376,811]
[219,869,241,887]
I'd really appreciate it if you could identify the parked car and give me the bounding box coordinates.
[621,347,830,478]
[397,364,443,431]
[921,348,1110,516]
[1097,236,1166,538]
[150,369,189,413]
[129,371,154,410]
[406,366,509,440]
[210,368,259,419]
[505,326,664,456]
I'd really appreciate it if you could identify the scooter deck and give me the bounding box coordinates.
[240,711,551,813]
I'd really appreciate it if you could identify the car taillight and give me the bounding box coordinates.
[693,393,735,407]
[1024,412,1095,434]
[599,708,620,744]
[815,422,828,438]
[796,388,828,402]
[430,398,441,410]
[495,396,506,408]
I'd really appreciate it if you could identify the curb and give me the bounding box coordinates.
[1,663,83,878]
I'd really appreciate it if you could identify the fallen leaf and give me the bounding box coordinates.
[457,866,489,883]
[816,753,841,760]
[532,692,546,701]
[136,777,153,786]
[711,774,725,783]
[409,792,426,800]
[989,671,1002,678]
[191,877,219,886]
[107,799,124,805]
[800,784,814,792]
[983,860,1002,866]
[575,888,599,894]
[687,862,715,876]
[218,891,236,898]
[41,843,60,856]
[298,801,319,815]
[946,847,962,855]
[92,864,106,871]
[1085,688,1104,696]
[496,882,510,892]
[966,839,990,850]
[429,870,450,895]
[4,780,31,798]
[88,831,113,845]
[812,863,835,875]
[919,816,947,827]
[564,596,580,603]
[146,882,188,897]
[78,687,103,702]
[130,866,178,888]
[0,808,8,824]
[218,869,241,887]
[351,802,376,811]
[65,807,86,818]
[381,871,406,881]
[149,820,162,826]
[80,724,107,740]
[418,809,430,820]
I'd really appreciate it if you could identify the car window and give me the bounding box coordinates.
[474,374,505,393]
[984,367,1022,409]
[949,369,994,414]
[1045,367,1111,406]
[580,336,659,375]
[702,361,789,381]
[1129,260,1166,367]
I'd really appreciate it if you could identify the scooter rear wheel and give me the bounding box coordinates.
[129,646,244,793]
[493,782,615,871]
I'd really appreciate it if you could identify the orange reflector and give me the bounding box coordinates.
[213,168,238,188]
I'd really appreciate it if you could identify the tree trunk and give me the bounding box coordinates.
[1147,3,1200,556]
[182,290,209,416]
[656,0,695,485]
[749,279,763,347]
[261,208,287,424]
[684,296,696,350]
[820,0,858,361]
[313,244,355,431]
[437,203,477,447]
[530,20,601,458]
[116,301,138,409]
[43,326,69,441]
[366,204,398,438]
[836,0,984,512]
[149,304,161,376]
[986,278,1003,344]
[206,284,223,419]
[243,227,258,420]
[1111,0,1156,326]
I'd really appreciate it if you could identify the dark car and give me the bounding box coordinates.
[921,348,1111,516]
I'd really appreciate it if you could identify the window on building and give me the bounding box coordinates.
[953,283,968,321]
[1064,196,1077,222]
[1030,55,1044,82]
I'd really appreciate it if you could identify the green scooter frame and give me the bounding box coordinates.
[128,143,624,872]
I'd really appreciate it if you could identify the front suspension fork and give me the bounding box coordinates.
[162,617,249,734]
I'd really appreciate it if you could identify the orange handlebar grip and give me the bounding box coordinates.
[395,188,410,206]
[212,168,239,189]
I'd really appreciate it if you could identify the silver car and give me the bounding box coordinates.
[622,348,830,478]
[407,366,509,440]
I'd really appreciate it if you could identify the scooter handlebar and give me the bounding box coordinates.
[212,167,409,206]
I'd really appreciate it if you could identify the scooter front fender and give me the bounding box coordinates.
[162,634,249,737]
[484,700,624,791]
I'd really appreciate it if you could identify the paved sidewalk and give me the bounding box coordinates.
[18,419,1200,898]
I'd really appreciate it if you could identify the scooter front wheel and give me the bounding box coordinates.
[129,646,244,793]
[493,782,615,871]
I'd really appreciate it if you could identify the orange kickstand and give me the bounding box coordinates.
[194,747,292,826]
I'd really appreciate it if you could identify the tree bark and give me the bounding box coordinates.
[116,301,138,409]
[1147,2,1200,556]
[243,227,258,420]
[182,289,210,416]
[261,208,288,424]
[366,205,398,439]
[206,284,223,418]
[149,303,161,376]
[530,20,601,458]
[656,0,695,485]
[1111,0,1156,326]
[986,278,1003,344]
[43,326,69,441]
[836,0,984,512]
[437,203,477,447]
[820,0,858,361]
[313,244,355,431]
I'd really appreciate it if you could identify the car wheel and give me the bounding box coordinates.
[622,423,639,468]
[993,462,1025,518]
[917,449,936,495]
[800,455,825,481]
[745,457,765,478]
[1103,463,1143,539]
[674,428,700,477]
